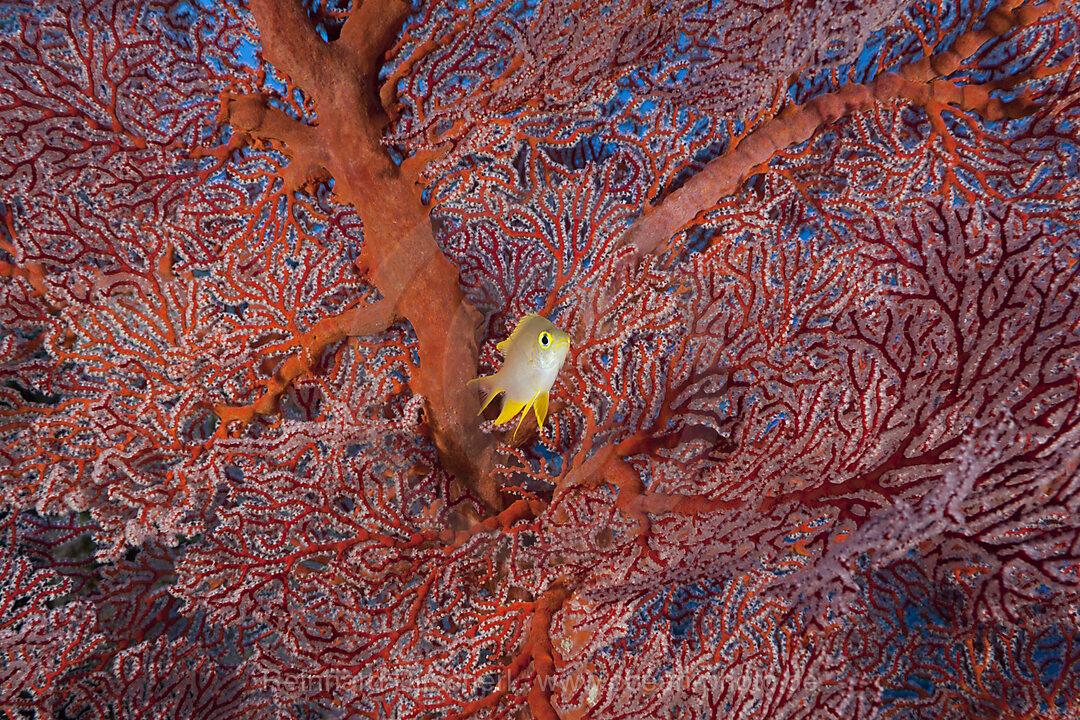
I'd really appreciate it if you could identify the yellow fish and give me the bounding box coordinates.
[469,314,571,439]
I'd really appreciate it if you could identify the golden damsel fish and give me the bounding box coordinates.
[469,314,570,439]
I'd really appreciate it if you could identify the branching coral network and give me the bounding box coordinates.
[1,0,1079,717]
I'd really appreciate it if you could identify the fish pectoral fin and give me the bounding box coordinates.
[469,375,503,416]
[493,397,527,425]
[534,392,549,430]
[477,388,503,415]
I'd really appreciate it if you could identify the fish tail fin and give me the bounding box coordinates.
[468,375,502,415]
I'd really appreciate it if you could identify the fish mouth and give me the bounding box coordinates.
[555,338,570,349]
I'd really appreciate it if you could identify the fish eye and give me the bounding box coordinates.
[539,332,551,348]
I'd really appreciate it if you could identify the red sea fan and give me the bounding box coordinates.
[1,0,1079,718]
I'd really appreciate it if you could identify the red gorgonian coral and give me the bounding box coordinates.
[1,0,1079,717]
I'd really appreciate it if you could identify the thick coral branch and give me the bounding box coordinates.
[218,93,331,192]
[249,0,339,107]
[0,220,47,298]
[898,0,1056,83]
[0,258,47,298]
[620,0,1059,256]
[447,579,571,720]
[554,444,743,559]
[338,0,412,89]
[230,0,502,510]
[213,299,397,430]
[526,582,571,720]
[443,498,545,544]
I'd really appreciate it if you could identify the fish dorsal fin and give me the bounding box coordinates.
[496,313,544,353]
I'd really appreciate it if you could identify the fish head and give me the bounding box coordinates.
[529,321,571,372]
[497,314,571,394]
